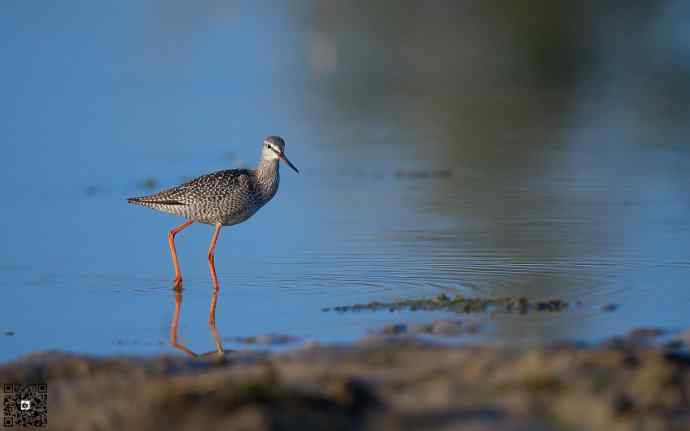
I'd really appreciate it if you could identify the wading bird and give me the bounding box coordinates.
[128,136,299,289]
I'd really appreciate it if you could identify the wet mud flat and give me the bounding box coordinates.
[2,330,690,431]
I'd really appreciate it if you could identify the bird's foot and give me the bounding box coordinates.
[173,278,183,291]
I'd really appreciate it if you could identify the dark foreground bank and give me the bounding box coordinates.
[1,329,690,431]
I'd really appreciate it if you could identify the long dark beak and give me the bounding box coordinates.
[277,151,299,174]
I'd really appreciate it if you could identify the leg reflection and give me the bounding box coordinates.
[208,288,224,354]
[170,283,225,357]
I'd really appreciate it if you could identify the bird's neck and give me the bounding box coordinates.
[255,158,280,203]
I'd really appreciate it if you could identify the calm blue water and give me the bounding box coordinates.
[2,1,690,361]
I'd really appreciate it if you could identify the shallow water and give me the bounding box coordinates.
[2,1,690,362]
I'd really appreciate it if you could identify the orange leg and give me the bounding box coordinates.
[207,223,222,290]
[168,220,194,288]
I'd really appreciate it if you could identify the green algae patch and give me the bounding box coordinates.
[226,334,301,346]
[322,294,568,315]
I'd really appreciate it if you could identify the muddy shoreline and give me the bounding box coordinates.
[2,327,689,431]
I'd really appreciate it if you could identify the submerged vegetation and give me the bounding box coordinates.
[323,294,569,315]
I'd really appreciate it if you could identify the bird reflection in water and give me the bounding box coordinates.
[170,284,225,358]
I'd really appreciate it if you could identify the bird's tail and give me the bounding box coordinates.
[127,196,185,206]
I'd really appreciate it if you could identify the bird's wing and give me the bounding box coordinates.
[129,169,252,206]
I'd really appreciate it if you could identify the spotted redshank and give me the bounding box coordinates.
[128,136,299,289]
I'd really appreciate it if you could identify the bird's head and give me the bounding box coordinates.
[262,136,299,173]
